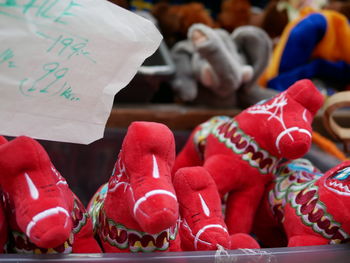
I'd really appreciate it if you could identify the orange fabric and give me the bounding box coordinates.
[312,10,350,62]
[312,131,348,161]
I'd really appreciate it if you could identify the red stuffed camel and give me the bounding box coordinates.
[173,79,324,236]
[88,121,259,252]
[254,158,350,247]
[0,136,101,253]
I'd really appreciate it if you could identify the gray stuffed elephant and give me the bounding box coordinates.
[171,24,278,108]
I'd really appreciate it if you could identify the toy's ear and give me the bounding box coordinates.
[231,26,272,91]
[286,79,324,117]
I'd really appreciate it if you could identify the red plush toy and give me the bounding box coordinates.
[0,136,101,253]
[88,121,259,252]
[88,121,181,253]
[173,79,324,237]
[253,158,350,247]
[173,166,259,251]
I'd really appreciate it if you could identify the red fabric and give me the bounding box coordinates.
[173,79,324,238]
[173,166,260,250]
[173,166,231,250]
[0,136,101,253]
[254,160,350,247]
[90,122,180,252]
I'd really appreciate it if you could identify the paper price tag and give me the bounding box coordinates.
[0,0,162,144]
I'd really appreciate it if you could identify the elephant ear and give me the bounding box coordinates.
[231,26,272,91]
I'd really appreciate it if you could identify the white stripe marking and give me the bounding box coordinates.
[24,173,39,200]
[302,109,308,122]
[26,207,70,238]
[199,193,210,217]
[152,155,160,179]
[133,190,177,216]
[275,127,311,153]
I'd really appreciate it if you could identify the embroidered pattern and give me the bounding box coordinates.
[215,120,279,174]
[97,208,178,252]
[89,183,178,252]
[71,194,89,234]
[269,159,350,244]
[193,117,280,174]
[193,116,230,159]
[7,230,73,254]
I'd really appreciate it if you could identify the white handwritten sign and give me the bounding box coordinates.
[0,0,162,144]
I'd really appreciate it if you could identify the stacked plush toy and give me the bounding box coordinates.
[5,78,350,253]
[173,79,324,237]
[88,121,259,252]
[253,158,350,247]
[0,136,101,253]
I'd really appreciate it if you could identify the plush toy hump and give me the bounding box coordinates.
[122,121,176,165]
[0,136,50,176]
[286,79,324,116]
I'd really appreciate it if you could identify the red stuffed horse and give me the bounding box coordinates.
[88,121,259,252]
[254,158,350,247]
[88,122,181,252]
[173,79,324,236]
[0,136,101,253]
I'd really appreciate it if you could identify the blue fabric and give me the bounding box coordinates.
[268,59,350,91]
[279,13,327,73]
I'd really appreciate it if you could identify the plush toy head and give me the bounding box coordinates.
[0,136,73,249]
[152,2,216,47]
[320,160,350,207]
[0,136,101,253]
[217,0,252,32]
[89,122,180,252]
[99,122,179,237]
[173,166,231,250]
[121,121,179,234]
[173,166,260,250]
[258,0,327,40]
[236,79,324,159]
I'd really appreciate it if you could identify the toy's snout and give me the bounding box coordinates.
[132,189,179,234]
[276,126,312,160]
[22,206,72,249]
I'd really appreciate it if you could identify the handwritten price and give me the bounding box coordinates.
[19,62,80,101]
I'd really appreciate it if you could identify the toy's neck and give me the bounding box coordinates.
[272,175,350,243]
[212,119,281,175]
[97,208,178,252]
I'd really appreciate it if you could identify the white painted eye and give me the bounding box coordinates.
[302,109,308,122]
[199,193,210,217]
[152,155,160,179]
[24,172,39,200]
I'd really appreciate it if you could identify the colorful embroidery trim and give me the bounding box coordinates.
[269,160,350,244]
[194,116,280,174]
[98,208,178,252]
[7,231,73,254]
